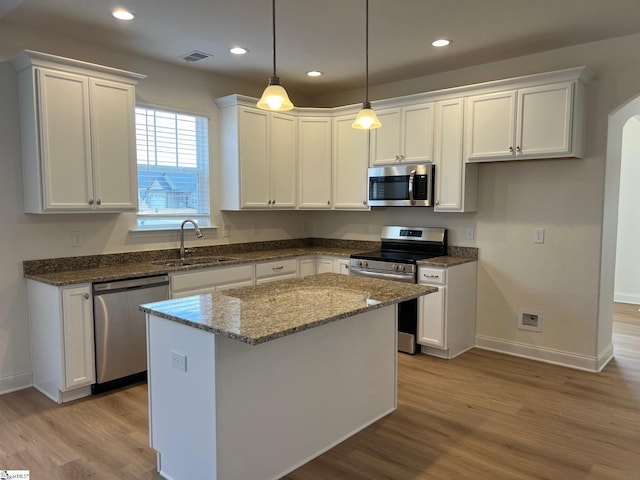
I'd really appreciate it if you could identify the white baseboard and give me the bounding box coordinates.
[614,293,640,305]
[0,371,32,395]
[475,335,614,372]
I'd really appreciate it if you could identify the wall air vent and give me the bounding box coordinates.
[180,51,213,62]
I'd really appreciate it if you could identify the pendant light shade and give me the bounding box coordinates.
[352,0,381,129]
[257,0,294,111]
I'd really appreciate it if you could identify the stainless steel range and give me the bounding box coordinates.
[350,226,447,354]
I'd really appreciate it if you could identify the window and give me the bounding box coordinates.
[135,107,210,228]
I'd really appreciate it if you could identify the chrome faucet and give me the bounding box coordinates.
[180,219,204,260]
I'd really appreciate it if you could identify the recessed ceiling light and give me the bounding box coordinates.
[230,47,248,55]
[432,39,451,47]
[111,8,135,20]
[307,71,322,77]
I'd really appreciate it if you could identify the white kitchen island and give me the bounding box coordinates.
[140,273,436,480]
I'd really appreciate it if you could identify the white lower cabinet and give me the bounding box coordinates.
[170,265,255,298]
[27,280,95,403]
[255,259,298,284]
[418,262,477,359]
[298,256,351,276]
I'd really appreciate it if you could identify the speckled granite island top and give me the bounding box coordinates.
[140,273,437,345]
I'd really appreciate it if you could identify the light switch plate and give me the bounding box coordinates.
[465,226,475,240]
[534,228,545,244]
[71,231,84,247]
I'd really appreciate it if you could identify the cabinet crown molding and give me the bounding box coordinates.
[10,50,146,84]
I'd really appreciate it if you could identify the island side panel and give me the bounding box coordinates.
[147,314,217,480]
[215,304,398,480]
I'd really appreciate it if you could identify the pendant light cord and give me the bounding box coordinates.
[365,0,369,104]
[272,0,277,78]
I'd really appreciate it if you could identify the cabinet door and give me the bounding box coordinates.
[434,98,464,211]
[333,114,369,209]
[90,79,138,210]
[402,102,434,163]
[333,258,350,275]
[465,90,516,161]
[516,82,573,158]
[61,286,95,389]
[418,286,446,347]
[270,113,297,208]
[316,257,334,274]
[37,68,93,210]
[370,108,401,165]
[298,116,332,209]
[298,257,316,277]
[239,108,270,208]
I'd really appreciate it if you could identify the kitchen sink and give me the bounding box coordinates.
[152,256,236,267]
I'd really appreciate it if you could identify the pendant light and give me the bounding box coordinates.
[257,0,294,111]
[352,0,381,129]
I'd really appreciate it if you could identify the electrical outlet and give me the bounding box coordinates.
[223,224,230,237]
[465,226,475,240]
[71,231,84,247]
[534,228,545,244]
[171,351,187,372]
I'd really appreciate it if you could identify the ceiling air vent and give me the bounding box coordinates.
[180,51,213,62]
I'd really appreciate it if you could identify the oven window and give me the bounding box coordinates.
[370,176,409,200]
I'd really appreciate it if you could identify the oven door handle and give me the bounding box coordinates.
[350,267,415,283]
[408,169,416,205]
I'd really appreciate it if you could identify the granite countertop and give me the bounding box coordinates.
[140,273,437,345]
[23,240,478,286]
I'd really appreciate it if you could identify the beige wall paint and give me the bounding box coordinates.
[2,25,640,389]
[615,116,640,303]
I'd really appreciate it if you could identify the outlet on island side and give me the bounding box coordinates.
[171,351,187,372]
[518,310,543,332]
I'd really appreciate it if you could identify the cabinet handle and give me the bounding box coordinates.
[423,274,440,278]
[83,293,90,300]
[96,198,102,206]
[272,265,284,271]
[88,199,94,205]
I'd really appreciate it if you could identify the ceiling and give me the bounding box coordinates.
[3,0,640,97]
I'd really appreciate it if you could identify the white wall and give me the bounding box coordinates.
[614,116,640,304]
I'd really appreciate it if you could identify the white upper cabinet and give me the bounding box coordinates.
[217,97,296,210]
[333,112,370,210]
[370,102,434,165]
[298,115,332,209]
[464,77,586,162]
[433,98,477,213]
[11,51,144,214]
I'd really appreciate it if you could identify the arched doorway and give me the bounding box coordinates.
[600,96,640,357]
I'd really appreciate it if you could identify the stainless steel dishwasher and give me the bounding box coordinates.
[92,275,169,393]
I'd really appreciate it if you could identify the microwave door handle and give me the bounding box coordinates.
[408,169,416,205]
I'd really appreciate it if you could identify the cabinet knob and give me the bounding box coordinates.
[327,200,331,205]
[509,146,514,153]
[83,293,90,300]
[96,198,102,206]
[399,154,405,161]
[395,155,400,161]
[435,200,440,205]
[88,199,94,205]
[516,146,521,153]
[363,200,367,205]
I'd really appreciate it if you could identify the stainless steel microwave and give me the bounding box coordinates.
[368,164,435,207]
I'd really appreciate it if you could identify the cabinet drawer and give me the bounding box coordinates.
[419,267,446,285]
[255,258,298,279]
[171,265,254,293]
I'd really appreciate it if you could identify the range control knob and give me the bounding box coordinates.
[357,260,369,268]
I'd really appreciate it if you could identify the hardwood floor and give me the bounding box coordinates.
[1,304,639,479]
